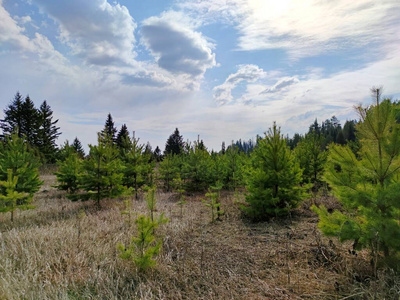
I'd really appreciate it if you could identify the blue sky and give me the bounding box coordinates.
[0,0,399,151]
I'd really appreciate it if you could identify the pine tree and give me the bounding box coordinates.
[37,100,61,163]
[243,122,305,220]
[313,90,400,261]
[294,132,327,188]
[158,153,181,192]
[100,113,117,144]
[164,128,184,155]
[0,169,30,222]
[0,133,42,219]
[54,150,82,197]
[80,135,125,208]
[72,137,85,159]
[120,134,153,199]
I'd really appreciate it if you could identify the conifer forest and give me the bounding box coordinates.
[0,88,400,299]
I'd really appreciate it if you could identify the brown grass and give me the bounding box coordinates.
[0,176,398,299]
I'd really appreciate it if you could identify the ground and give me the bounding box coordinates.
[0,174,398,299]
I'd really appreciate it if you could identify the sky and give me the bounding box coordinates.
[0,0,399,152]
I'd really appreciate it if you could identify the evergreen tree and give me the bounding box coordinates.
[20,95,39,146]
[120,134,154,199]
[243,122,305,220]
[54,150,82,198]
[313,91,400,260]
[72,137,85,159]
[0,92,24,138]
[37,100,61,163]
[153,146,162,162]
[294,132,327,188]
[342,120,356,142]
[164,128,184,155]
[100,113,117,144]
[158,153,181,192]
[116,124,129,150]
[0,133,42,219]
[80,135,125,208]
[0,169,30,222]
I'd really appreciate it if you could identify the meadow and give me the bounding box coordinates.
[0,172,398,300]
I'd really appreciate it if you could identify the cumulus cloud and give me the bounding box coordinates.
[141,12,216,78]
[262,77,299,94]
[34,0,137,66]
[213,64,267,105]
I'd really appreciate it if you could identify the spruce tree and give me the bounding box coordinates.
[164,128,184,155]
[100,113,117,144]
[72,137,85,159]
[116,124,129,150]
[20,95,39,146]
[243,122,304,220]
[313,91,400,260]
[37,100,61,163]
[0,92,24,138]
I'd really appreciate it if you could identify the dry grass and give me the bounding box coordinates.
[0,176,398,299]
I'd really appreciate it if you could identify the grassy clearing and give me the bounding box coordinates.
[0,175,398,299]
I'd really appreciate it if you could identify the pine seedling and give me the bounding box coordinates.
[0,169,30,222]
[202,189,222,223]
[117,213,168,272]
[145,187,157,222]
[173,176,186,218]
[210,181,224,221]
[121,197,134,227]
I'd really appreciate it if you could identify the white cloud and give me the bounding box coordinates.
[213,64,267,105]
[141,11,217,79]
[0,1,33,51]
[34,0,137,66]
[180,0,400,59]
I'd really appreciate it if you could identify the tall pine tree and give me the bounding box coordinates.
[313,90,400,261]
[100,113,117,145]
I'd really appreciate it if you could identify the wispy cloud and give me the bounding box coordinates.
[180,0,400,59]
[262,77,299,94]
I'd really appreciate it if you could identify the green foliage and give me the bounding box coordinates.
[158,153,181,192]
[0,133,42,198]
[118,214,168,272]
[72,137,85,159]
[120,134,154,199]
[181,141,213,191]
[202,186,223,223]
[294,132,327,188]
[0,169,31,221]
[145,187,157,222]
[80,136,126,208]
[313,92,400,260]
[54,150,82,199]
[244,122,305,221]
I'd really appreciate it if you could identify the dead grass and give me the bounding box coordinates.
[0,176,398,299]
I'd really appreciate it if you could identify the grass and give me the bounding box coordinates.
[0,175,399,299]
